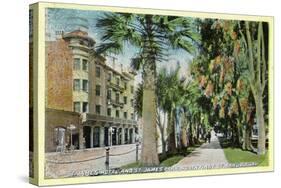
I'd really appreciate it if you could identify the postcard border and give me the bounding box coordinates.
[30,2,274,186]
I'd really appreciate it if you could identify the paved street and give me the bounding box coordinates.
[45,144,141,178]
[173,131,229,169]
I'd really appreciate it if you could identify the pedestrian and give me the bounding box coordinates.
[207,131,211,143]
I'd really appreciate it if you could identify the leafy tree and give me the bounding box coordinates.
[96,13,199,165]
[234,21,269,155]
[190,18,269,155]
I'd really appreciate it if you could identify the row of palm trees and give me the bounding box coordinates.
[135,65,209,159]
[96,13,268,166]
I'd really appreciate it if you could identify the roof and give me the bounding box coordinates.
[62,30,95,46]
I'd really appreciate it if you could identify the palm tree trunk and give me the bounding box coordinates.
[140,15,160,166]
[255,91,266,155]
[243,124,252,150]
[167,110,177,154]
[140,48,159,166]
[157,109,167,158]
[140,71,159,165]
[161,112,167,157]
[242,113,252,150]
[196,122,200,142]
[189,118,194,146]
[180,126,188,155]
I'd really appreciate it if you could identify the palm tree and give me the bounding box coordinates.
[181,81,203,144]
[96,13,198,166]
[159,67,186,153]
[134,67,185,158]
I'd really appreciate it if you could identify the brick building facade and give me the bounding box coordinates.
[45,30,138,152]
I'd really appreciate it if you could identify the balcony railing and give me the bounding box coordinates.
[86,113,137,125]
[107,80,125,92]
[107,98,124,108]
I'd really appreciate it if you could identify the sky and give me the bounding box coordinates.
[46,8,195,84]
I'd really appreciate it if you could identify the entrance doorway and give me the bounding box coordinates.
[118,128,122,144]
[104,127,109,146]
[93,127,100,147]
[83,126,91,148]
[112,127,117,145]
[72,133,79,149]
[129,128,133,144]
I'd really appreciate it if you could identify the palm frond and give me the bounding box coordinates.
[96,13,143,55]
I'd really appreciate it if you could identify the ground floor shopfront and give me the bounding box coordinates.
[45,109,138,152]
[83,123,137,149]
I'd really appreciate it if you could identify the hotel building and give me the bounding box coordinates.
[45,30,138,152]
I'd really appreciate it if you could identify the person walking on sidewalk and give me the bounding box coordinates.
[206,131,211,143]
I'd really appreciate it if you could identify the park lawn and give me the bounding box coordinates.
[121,162,143,169]
[120,155,184,169]
[160,155,184,167]
[223,148,269,166]
[121,143,202,169]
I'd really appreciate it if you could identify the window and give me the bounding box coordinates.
[74,102,80,112]
[96,66,101,77]
[123,112,127,119]
[123,96,127,104]
[124,82,127,90]
[96,105,101,114]
[96,85,101,96]
[107,89,111,99]
[129,129,133,144]
[131,113,134,120]
[107,108,111,117]
[79,40,85,46]
[74,58,80,70]
[82,102,89,112]
[108,73,112,81]
[116,93,120,103]
[116,110,119,118]
[82,80,88,92]
[130,86,134,94]
[125,128,128,144]
[82,59,88,71]
[130,99,134,107]
[54,127,66,146]
[116,77,120,86]
[73,79,80,91]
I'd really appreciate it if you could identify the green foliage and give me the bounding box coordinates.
[96,13,199,71]
[159,155,184,167]
[157,65,185,112]
[223,148,268,166]
[134,83,143,117]
[121,162,143,169]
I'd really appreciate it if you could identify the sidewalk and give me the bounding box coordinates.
[173,131,228,169]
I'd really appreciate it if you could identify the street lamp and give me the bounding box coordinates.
[67,124,76,150]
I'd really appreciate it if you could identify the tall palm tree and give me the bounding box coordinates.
[158,66,185,153]
[135,67,186,157]
[96,13,198,166]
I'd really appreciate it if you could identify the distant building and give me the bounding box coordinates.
[45,30,137,152]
